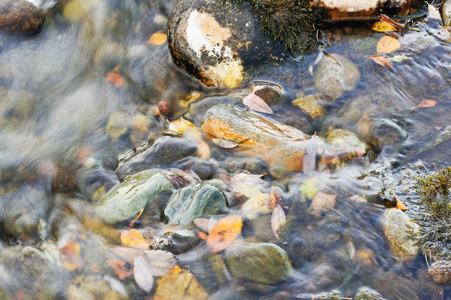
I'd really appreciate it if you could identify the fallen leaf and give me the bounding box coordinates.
[134,256,154,292]
[417,99,437,107]
[377,36,401,54]
[106,72,123,87]
[158,101,171,119]
[391,191,407,211]
[154,271,208,300]
[231,173,265,185]
[310,192,337,213]
[147,32,168,45]
[372,21,397,32]
[231,182,262,199]
[129,209,144,227]
[271,204,286,239]
[380,14,405,30]
[197,231,208,240]
[169,265,182,274]
[59,240,85,271]
[370,56,392,69]
[207,215,243,253]
[107,258,134,280]
[427,2,441,21]
[270,187,285,210]
[243,93,274,114]
[211,138,239,149]
[111,246,142,262]
[143,250,177,277]
[193,218,217,233]
[300,176,319,202]
[240,193,272,220]
[120,229,149,250]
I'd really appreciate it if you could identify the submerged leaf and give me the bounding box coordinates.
[134,256,154,292]
[147,32,168,45]
[154,270,208,300]
[120,229,148,249]
[271,204,286,239]
[418,100,437,108]
[143,250,177,277]
[241,193,272,220]
[207,215,242,253]
[370,56,392,69]
[106,72,123,88]
[243,93,274,114]
[107,259,134,280]
[377,36,401,54]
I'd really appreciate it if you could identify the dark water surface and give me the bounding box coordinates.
[0,0,450,299]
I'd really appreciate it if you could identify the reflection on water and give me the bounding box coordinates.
[0,0,450,298]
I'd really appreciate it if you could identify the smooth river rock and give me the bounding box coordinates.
[167,0,286,88]
[428,260,451,283]
[0,0,50,33]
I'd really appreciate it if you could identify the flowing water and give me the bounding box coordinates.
[0,0,450,299]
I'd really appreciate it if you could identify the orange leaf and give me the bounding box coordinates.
[369,56,392,69]
[243,93,274,114]
[129,209,144,227]
[391,191,407,211]
[372,21,397,32]
[147,32,167,45]
[59,240,85,271]
[377,36,401,54]
[207,215,242,253]
[107,258,134,280]
[169,265,182,274]
[418,99,437,107]
[197,231,208,240]
[106,72,123,87]
[120,229,149,249]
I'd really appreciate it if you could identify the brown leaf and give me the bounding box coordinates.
[271,204,286,239]
[147,32,167,45]
[120,229,149,250]
[377,36,401,54]
[243,93,274,114]
[134,256,154,292]
[380,14,405,30]
[207,215,242,253]
[270,187,285,210]
[158,101,171,119]
[370,56,392,69]
[107,258,134,280]
[418,99,437,107]
[106,72,123,87]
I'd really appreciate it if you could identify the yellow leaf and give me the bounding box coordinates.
[207,215,242,253]
[372,21,397,32]
[120,229,149,249]
[391,191,407,211]
[169,265,183,274]
[147,32,167,45]
[377,36,401,54]
[300,176,319,202]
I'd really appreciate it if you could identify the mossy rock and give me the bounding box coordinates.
[164,180,228,227]
[94,169,176,224]
[225,242,294,284]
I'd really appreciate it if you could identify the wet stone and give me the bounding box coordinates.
[354,286,387,300]
[313,53,361,100]
[225,242,294,284]
[292,95,327,120]
[428,260,451,283]
[380,208,420,263]
[164,180,228,227]
[94,169,179,224]
[167,0,286,88]
[443,0,451,26]
[0,0,45,33]
[251,81,287,108]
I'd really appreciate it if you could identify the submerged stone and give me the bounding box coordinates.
[381,208,420,263]
[313,53,361,100]
[164,180,228,227]
[94,169,179,224]
[428,260,451,283]
[0,0,46,33]
[442,0,451,26]
[167,0,286,88]
[354,286,387,300]
[225,242,294,284]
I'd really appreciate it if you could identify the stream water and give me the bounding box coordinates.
[0,0,450,299]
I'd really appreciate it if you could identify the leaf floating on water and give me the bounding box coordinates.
[120,229,149,250]
[207,215,242,253]
[147,31,168,45]
[418,99,437,108]
[391,191,407,211]
[243,93,274,114]
[134,256,154,292]
[377,36,401,54]
[372,21,398,32]
[106,72,123,87]
[211,138,239,149]
[271,204,286,239]
[369,56,392,69]
[107,259,134,280]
